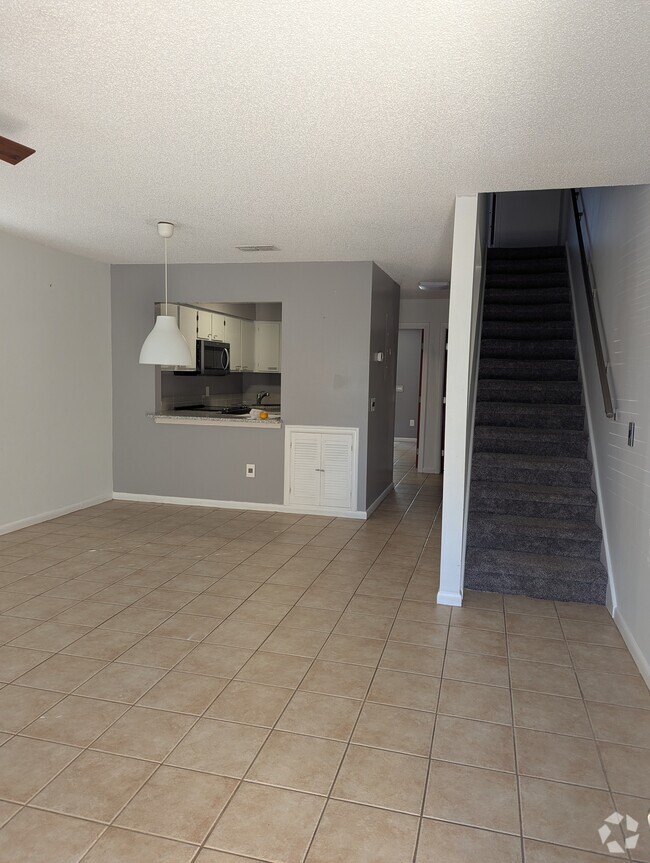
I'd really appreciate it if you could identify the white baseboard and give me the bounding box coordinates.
[437,590,463,607]
[113,492,367,520]
[366,483,395,518]
[0,493,113,537]
[394,437,417,443]
[612,605,650,689]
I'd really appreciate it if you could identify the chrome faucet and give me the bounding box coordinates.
[256,391,270,406]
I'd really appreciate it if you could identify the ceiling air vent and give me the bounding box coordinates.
[235,245,279,252]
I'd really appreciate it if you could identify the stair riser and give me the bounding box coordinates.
[475,406,585,431]
[471,463,591,487]
[470,497,595,521]
[483,304,572,322]
[467,529,601,559]
[479,360,578,381]
[464,571,607,604]
[474,436,588,458]
[482,322,574,341]
[480,340,576,360]
[487,258,567,275]
[477,381,582,404]
[488,246,566,260]
[485,287,570,305]
[486,273,568,288]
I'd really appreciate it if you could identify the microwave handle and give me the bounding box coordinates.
[222,347,230,370]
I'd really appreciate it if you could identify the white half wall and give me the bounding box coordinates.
[567,184,650,683]
[438,194,489,606]
[0,231,113,533]
[399,298,449,473]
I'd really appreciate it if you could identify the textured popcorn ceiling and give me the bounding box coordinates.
[1,0,649,295]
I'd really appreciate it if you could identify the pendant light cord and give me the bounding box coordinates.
[164,236,168,315]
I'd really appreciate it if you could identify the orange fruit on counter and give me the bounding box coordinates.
[259,411,269,419]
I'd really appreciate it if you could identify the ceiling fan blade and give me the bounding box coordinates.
[0,135,35,165]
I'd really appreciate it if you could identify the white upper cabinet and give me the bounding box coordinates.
[254,321,282,372]
[211,313,227,341]
[224,316,242,370]
[197,309,212,340]
[240,320,255,371]
[177,305,197,370]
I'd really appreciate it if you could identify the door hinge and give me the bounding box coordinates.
[441,449,445,456]
[443,396,446,404]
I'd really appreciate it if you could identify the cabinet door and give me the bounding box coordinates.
[177,306,197,370]
[197,310,212,340]
[223,316,242,370]
[240,320,255,371]
[254,321,281,372]
[289,433,322,506]
[211,313,227,341]
[320,433,353,509]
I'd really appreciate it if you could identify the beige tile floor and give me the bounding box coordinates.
[0,442,648,862]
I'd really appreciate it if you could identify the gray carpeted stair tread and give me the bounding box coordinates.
[482,321,574,341]
[469,512,602,540]
[479,358,579,381]
[472,452,592,489]
[487,246,566,260]
[485,286,570,304]
[477,380,582,404]
[480,339,576,360]
[465,548,607,583]
[487,257,568,275]
[483,303,572,322]
[486,273,568,288]
[475,402,585,430]
[471,480,596,506]
[473,426,588,458]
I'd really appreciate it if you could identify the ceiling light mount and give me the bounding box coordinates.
[418,280,450,291]
[157,221,174,239]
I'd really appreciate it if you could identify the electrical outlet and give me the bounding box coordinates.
[409,419,415,427]
[205,386,210,396]
[246,464,255,478]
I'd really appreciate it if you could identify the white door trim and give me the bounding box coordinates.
[397,323,429,472]
[284,425,359,512]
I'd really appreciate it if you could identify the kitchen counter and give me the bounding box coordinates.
[148,410,282,428]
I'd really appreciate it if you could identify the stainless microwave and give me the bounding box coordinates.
[175,339,230,376]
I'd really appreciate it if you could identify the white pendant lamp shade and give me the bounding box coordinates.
[139,221,192,366]
[139,315,192,365]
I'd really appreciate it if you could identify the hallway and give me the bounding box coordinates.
[0,463,647,861]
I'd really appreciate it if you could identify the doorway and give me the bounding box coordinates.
[394,325,428,472]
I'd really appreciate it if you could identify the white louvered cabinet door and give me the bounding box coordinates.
[320,433,353,509]
[289,433,322,506]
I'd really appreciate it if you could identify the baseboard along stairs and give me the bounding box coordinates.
[465,246,608,603]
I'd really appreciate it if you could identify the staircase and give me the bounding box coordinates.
[465,246,608,604]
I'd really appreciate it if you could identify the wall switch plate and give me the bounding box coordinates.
[369,397,376,412]
[628,422,635,447]
[396,385,404,393]
[246,464,255,478]
[409,419,415,427]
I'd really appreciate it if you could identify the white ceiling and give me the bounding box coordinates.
[1,1,649,297]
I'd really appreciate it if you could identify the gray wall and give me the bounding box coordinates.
[394,329,421,439]
[112,261,374,508]
[494,190,564,247]
[366,264,400,507]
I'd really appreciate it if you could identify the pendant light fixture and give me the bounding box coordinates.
[139,221,192,366]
